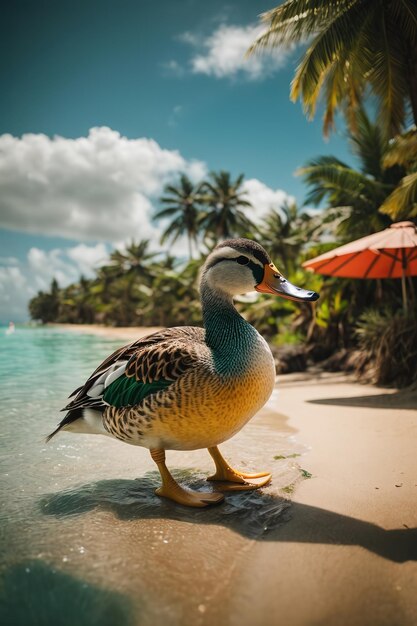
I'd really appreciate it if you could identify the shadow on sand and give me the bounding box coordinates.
[307,391,417,410]
[40,471,416,564]
[0,560,134,626]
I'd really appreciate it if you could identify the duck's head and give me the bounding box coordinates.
[201,238,319,302]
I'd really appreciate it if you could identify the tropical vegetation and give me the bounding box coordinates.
[198,171,255,242]
[154,174,202,260]
[298,107,401,239]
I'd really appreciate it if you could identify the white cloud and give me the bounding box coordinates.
[26,242,112,292]
[0,243,113,322]
[242,179,294,222]
[0,127,206,243]
[66,243,108,276]
[184,23,289,80]
[27,247,79,291]
[0,265,27,293]
[168,105,184,128]
[0,256,19,265]
[179,31,200,46]
[161,60,185,77]
[0,265,34,322]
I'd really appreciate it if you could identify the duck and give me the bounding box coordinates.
[48,238,319,507]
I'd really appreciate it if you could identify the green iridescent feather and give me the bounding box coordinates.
[103,374,172,408]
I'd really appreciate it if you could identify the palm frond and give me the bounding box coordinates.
[251,0,352,50]
[379,171,417,218]
[383,128,417,167]
[291,1,365,117]
[322,56,350,135]
[368,14,408,138]
[386,0,417,42]
[162,185,184,198]
[159,216,184,245]
[249,0,417,138]
[153,206,182,219]
[299,155,392,213]
[349,107,387,179]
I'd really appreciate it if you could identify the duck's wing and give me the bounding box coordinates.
[49,327,206,439]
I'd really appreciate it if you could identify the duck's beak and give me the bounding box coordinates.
[255,263,319,303]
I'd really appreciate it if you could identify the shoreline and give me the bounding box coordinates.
[47,322,164,341]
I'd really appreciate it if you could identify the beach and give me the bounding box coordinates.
[49,324,417,623]
[1,324,416,626]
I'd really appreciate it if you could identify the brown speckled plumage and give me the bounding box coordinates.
[125,327,204,382]
[101,335,274,451]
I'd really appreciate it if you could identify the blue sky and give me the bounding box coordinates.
[0,0,353,322]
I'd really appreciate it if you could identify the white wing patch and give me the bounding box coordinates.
[104,363,128,388]
[87,361,128,398]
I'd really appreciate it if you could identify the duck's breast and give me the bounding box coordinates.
[142,333,276,450]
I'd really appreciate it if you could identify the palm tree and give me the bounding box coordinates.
[379,128,417,218]
[29,278,61,324]
[154,174,203,259]
[199,171,255,242]
[298,109,402,238]
[261,201,312,275]
[97,240,156,325]
[105,240,156,282]
[145,257,202,327]
[249,0,417,138]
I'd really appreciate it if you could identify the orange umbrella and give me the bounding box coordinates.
[303,221,417,311]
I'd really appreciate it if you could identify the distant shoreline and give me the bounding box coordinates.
[47,322,163,341]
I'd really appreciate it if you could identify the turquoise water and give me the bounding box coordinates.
[0,326,303,626]
[1,327,123,515]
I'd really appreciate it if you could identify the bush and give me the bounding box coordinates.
[354,309,417,387]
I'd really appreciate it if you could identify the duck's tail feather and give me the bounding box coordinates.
[47,403,109,442]
[46,426,62,443]
[46,407,84,442]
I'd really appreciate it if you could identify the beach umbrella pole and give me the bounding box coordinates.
[401,249,408,313]
[401,274,408,312]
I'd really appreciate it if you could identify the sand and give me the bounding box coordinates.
[228,373,417,626]
[46,324,417,625]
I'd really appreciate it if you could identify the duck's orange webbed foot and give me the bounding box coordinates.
[150,448,224,507]
[207,446,272,491]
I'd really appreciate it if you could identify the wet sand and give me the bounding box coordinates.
[39,325,417,625]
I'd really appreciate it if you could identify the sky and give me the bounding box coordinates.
[0,0,354,322]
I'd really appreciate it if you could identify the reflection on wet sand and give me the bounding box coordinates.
[40,471,292,538]
[41,474,417,562]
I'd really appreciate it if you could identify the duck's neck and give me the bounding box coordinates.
[200,282,257,371]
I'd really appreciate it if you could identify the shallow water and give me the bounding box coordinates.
[0,326,308,625]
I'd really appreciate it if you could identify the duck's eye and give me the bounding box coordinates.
[236,256,249,265]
